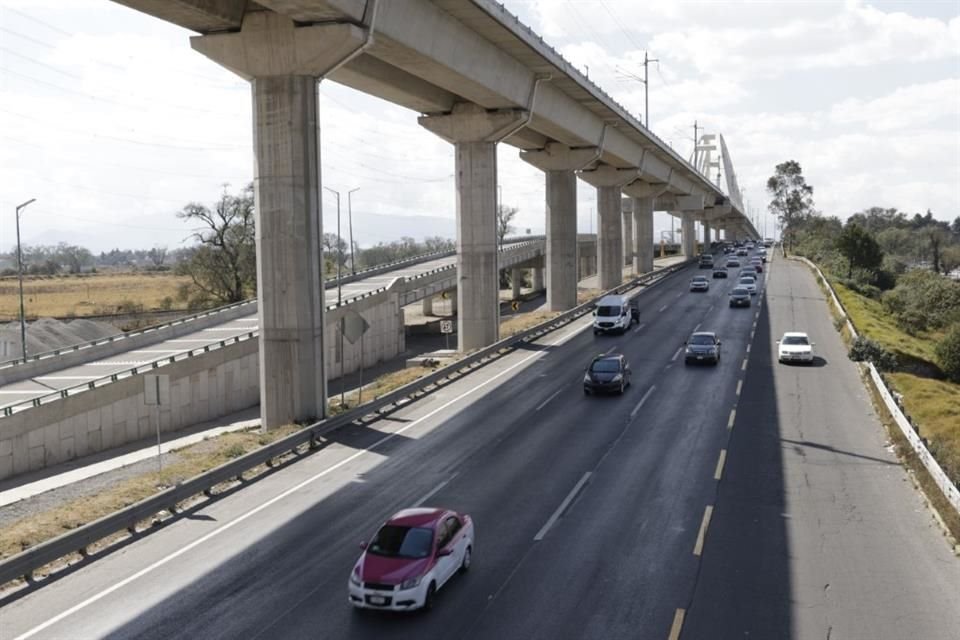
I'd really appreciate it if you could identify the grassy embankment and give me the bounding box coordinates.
[829,280,960,540]
[0,272,191,320]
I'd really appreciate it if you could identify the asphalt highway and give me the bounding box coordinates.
[3,253,959,640]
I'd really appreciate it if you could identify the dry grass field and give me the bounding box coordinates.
[0,272,192,320]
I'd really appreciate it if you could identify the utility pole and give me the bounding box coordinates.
[347,187,360,276]
[15,198,36,361]
[643,51,658,128]
[692,120,699,169]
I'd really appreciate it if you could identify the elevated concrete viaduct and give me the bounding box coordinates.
[108,0,759,427]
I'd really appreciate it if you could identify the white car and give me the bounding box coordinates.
[777,332,815,364]
[737,276,757,295]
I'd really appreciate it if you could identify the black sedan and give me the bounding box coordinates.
[584,354,632,395]
[684,332,722,365]
[712,266,728,278]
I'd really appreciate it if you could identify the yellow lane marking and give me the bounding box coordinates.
[714,449,727,480]
[693,505,714,556]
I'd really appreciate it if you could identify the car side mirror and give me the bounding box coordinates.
[437,547,453,557]
[811,342,816,346]
[717,341,722,345]
[360,541,368,550]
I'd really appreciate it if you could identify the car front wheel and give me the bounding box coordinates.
[460,546,472,573]
[422,582,437,612]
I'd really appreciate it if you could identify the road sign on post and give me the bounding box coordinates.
[440,320,453,350]
[144,374,169,475]
[511,300,520,311]
[340,310,370,407]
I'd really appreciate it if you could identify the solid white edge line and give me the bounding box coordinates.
[13,311,591,640]
[630,385,656,418]
[535,388,564,412]
[413,472,460,508]
[534,471,592,541]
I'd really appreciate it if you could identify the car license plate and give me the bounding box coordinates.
[369,595,386,605]
[697,355,703,360]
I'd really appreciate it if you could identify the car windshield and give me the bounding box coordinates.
[783,336,809,346]
[368,525,434,559]
[689,335,715,345]
[596,305,619,317]
[692,277,707,283]
[739,278,755,284]
[590,359,620,373]
[731,288,748,295]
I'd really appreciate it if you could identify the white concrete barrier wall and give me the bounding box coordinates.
[0,338,260,481]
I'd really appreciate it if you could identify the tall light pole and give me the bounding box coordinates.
[323,186,343,305]
[15,198,36,360]
[347,187,360,276]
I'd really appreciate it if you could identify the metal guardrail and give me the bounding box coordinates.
[1,239,554,416]
[0,259,694,587]
[1,332,257,417]
[0,237,547,370]
[0,299,257,370]
[798,257,960,516]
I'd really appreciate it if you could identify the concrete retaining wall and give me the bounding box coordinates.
[0,338,260,481]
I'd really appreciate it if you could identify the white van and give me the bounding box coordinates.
[593,295,634,335]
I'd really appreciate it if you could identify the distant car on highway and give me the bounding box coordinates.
[736,248,748,257]
[741,265,758,278]
[689,275,710,292]
[698,254,714,269]
[684,331,722,365]
[777,332,815,364]
[737,275,758,295]
[750,258,764,273]
[349,508,474,612]
[584,353,632,395]
[725,258,741,269]
[729,287,751,307]
[712,266,728,279]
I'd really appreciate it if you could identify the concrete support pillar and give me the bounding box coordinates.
[422,295,434,316]
[543,170,578,310]
[622,209,633,268]
[521,143,599,312]
[511,268,523,299]
[703,222,712,248]
[532,267,544,291]
[190,13,371,427]
[632,197,654,273]
[579,165,637,291]
[597,186,623,289]
[420,103,526,351]
[682,212,697,258]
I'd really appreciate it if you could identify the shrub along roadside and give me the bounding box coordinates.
[935,324,960,383]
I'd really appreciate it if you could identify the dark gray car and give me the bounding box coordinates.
[729,287,751,308]
[684,332,721,365]
[583,354,632,395]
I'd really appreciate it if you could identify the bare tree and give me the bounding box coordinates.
[497,205,518,248]
[176,183,256,304]
[148,246,168,268]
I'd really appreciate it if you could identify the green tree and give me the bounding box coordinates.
[176,183,256,305]
[836,224,883,278]
[766,160,816,256]
[935,324,960,383]
[882,269,960,334]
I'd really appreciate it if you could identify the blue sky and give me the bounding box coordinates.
[1,0,958,252]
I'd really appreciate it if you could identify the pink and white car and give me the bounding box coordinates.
[348,507,474,611]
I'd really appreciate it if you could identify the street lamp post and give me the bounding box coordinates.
[15,198,36,360]
[347,187,360,276]
[323,187,343,305]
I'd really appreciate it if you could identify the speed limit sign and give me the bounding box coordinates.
[440,320,454,334]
